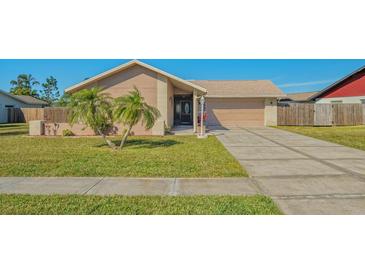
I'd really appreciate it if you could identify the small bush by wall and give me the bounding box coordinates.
[62,129,74,136]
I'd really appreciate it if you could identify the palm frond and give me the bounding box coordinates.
[113,87,160,130]
[67,86,113,134]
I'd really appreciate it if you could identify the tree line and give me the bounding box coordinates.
[9,74,60,105]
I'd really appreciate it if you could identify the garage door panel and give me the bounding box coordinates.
[206,98,264,127]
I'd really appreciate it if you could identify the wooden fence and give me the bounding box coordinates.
[7,104,365,126]
[43,108,70,123]
[278,103,365,126]
[7,107,70,123]
[7,108,43,123]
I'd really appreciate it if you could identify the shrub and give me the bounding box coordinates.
[62,129,74,136]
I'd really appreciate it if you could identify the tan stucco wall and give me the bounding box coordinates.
[43,122,156,136]
[154,74,168,135]
[93,65,157,99]
[44,123,95,136]
[264,98,278,126]
[153,75,175,133]
[66,64,160,136]
[167,79,174,128]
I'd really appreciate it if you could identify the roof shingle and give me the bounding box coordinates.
[189,80,285,98]
[0,90,48,105]
[285,91,318,101]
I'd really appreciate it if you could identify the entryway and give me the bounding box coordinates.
[174,95,193,125]
[170,125,194,135]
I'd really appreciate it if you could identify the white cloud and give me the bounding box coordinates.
[278,79,334,88]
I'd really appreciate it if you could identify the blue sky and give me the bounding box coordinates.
[0,59,364,95]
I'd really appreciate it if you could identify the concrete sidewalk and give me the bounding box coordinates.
[0,177,259,196]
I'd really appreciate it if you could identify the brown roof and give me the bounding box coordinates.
[65,60,207,94]
[285,91,318,101]
[14,95,48,105]
[189,80,285,98]
[0,90,48,105]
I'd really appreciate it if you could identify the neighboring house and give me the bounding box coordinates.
[309,65,365,104]
[63,60,285,136]
[0,90,48,123]
[279,91,318,104]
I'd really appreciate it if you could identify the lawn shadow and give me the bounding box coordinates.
[96,138,181,149]
[124,139,181,149]
[0,130,29,136]
[0,124,27,129]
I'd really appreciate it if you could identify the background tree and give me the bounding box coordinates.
[113,87,160,149]
[68,87,115,148]
[10,74,39,96]
[40,76,60,104]
[55,92,71,107]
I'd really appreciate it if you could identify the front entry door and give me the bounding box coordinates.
[180,100,192,124]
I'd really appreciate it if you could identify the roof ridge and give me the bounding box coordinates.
[309,65,365,100]
[286,91,318,94]
[0,90,48,105]
[65,60,207,93]
[189,79,271,82]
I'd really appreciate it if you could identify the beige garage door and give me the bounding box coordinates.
[206,98,265,127]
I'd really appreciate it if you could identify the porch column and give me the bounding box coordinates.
[198,95,207,138]
[193,89,198,133]
[264,98,278,126]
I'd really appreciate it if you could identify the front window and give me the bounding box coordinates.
[331,100,342,104]
[360,99,365,104]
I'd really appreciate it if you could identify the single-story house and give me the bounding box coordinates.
[279,91,318,104]
[309,65,365,104]
[0,90,48,123]
[58,60,285,136]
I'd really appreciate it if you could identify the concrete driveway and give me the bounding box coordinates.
[215,127,365,214]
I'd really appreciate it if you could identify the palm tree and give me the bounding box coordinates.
[21,74,39,94]
[9,77,24,94]
[56,92,71,107]
[113,87,160,149]
[68,87,115,148]
[10,74,39,96]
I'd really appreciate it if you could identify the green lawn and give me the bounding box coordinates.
[0,194,281,215]
[277,126,365,151]
[0,123,246,177]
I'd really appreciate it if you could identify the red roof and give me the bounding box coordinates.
[310,66,365,100]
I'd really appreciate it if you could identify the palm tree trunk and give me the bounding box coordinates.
[96,129,116,149]
[119,125,132,149]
